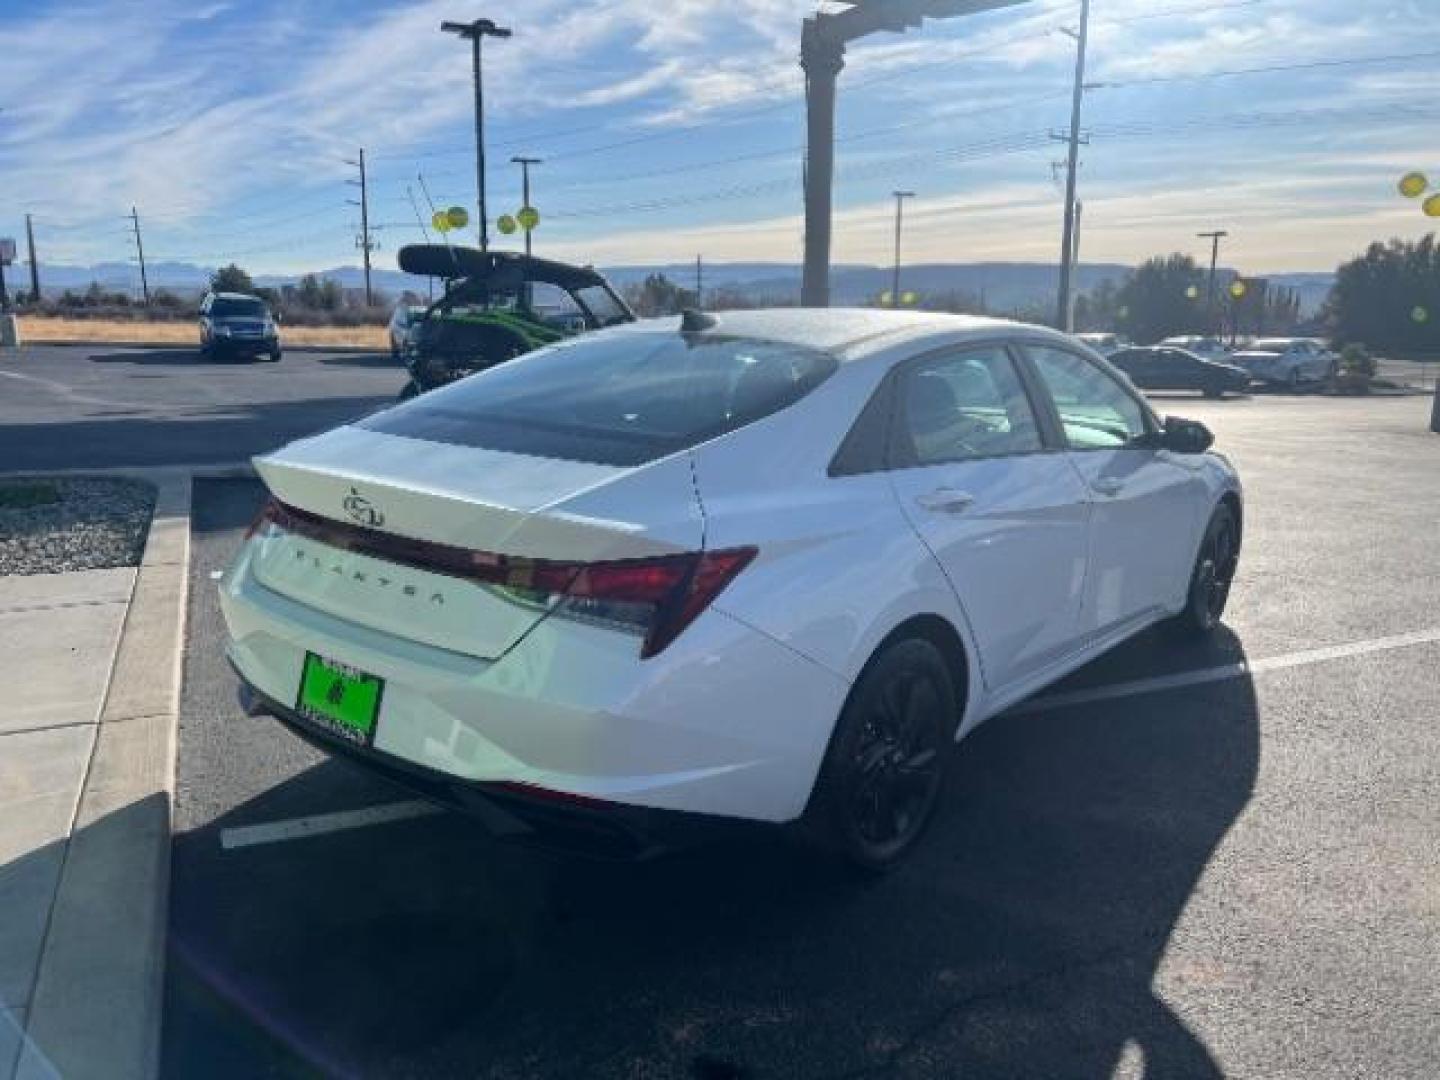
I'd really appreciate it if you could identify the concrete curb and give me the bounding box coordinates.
[13,339,382,355]
[13,476,191,1080]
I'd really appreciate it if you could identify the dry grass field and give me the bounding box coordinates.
[17,316,387,350]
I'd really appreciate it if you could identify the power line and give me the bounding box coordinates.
[1094,47,1440,89]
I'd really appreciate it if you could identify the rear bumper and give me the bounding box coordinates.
[234,674,753,859]
[219,540,849,827]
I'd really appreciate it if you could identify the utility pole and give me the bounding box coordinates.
[510,155,541,256]
[1197,229,1229,334]
[1055,0,1091,331]
[24,214,40,301]
[442,18,512,252]
[695,254,703,308]
[130,207,150,306]
[1069,199,1083,331]
[346,148,374,305]
[891,190,915,308]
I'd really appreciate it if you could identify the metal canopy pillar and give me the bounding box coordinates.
[800,0,1029,308]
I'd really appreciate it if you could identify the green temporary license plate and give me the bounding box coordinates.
[295,653,384,746]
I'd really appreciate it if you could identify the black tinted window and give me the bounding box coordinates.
[211,297,267,318]
[362,333,838,466]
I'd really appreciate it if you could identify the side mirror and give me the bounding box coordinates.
[1160,416,1214,454]
[273,311,283,324]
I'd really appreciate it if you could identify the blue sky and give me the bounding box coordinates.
[0,0,1436,282]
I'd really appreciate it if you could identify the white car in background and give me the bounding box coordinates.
[1231,337,1336,389]
[220,309,1243,870]
[1159,335,1231,362]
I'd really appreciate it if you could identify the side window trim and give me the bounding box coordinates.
[1017,341,1160,452]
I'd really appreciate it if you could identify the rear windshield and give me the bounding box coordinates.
[211,297,267,318]
[361,332,838,466]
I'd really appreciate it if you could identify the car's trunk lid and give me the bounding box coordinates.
[249,425,703,659]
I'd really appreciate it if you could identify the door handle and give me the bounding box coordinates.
[916,488,975,514]
[1091,477,1125,497]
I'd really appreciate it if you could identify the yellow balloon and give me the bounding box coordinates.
[517,206,540,231]
[1424,193,1440,218]
[901,291,918,306]
[1229,280,1248,300]
[1185,284,1200,300]
[1414,306,1431,324]
[878,291,893,305]
[431,210,451,234]
[446,206,469,230]
[1399,172,1429,198]
[496,214,518,236]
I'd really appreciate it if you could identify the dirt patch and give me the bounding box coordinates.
[18,317,387,350]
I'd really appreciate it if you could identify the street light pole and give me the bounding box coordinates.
[891,191,915,309]
[1197,229,1229,334]
[511,155,541,256]
[442,18,512,252]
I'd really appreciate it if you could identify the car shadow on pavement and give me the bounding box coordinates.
[163,631,1259,1080]
[88,348,207,365]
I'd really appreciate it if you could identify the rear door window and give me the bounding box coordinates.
[362,333,838,467]
[893,347,1043,466]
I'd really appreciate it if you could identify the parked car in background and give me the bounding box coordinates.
[220,309,1242,871]
[1075,332,1126,356]
[1231,337,1336,389]
[199,292,281,362]
[1108,346,1251,398]
[388,304,427,359]
[1159,335,1230,362]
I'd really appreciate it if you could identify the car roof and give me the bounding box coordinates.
[600,308,1067,360]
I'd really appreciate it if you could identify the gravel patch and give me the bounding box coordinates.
[0,477,156,576]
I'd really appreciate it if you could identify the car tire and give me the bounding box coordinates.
[1286,367,1302,391]
[805,637,958,873]
[1202,382,1224,399]
[268,348,282,363]
[1168,504,1239,637]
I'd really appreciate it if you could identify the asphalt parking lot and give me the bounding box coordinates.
[161,391,1440,1079]
[0,344,402,470]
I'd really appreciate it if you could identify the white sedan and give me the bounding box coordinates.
[220,309,1242,869]
[1231,337,1336,388]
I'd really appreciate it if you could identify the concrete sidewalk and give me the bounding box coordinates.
[0,568,134,1078]
[0,476,189,1080]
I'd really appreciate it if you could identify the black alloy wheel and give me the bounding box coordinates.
[1173,505,1239,636]
[809,638,958,872]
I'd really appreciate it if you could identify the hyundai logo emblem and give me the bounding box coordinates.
[342,487,385,528]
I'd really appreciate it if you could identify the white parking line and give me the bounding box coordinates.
[219,799,441,850]
[1017,625,1440,714]
[219,626,1440,851]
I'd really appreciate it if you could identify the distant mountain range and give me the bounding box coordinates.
[23,260,1336,316]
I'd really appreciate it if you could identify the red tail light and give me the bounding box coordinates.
[561,548,758,658]
[248,498,755,658]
